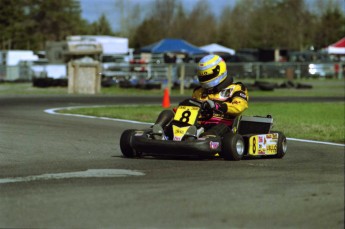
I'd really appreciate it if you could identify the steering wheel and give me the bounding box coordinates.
[178,99,213,121]
[199,101,214,121]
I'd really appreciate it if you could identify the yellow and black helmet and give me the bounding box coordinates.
[197,55,228,89]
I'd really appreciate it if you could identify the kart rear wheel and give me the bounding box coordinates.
[120,129,136,158]
[221,132,245,161]
[272,131,287,158]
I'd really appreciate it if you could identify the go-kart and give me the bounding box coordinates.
[120,99,287,160]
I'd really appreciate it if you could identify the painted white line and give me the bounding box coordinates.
[0,169,145,184]
[45,106,153,125]
[287,138,344,147]
[45,106,345,148]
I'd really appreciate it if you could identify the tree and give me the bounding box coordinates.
[96,0,345,51]
[0,0,27,49]
[152,0,176,33]
[90,14,114,35]
[29,0,88,47]
[271,0,316,50]
[115,0,143,47]
[0,0,90,50]
[182,0,217,46]
[169,2,188,39]
[132,17,161,48]
[2,0,344,53]
[314,7,345,49]
[217,0,342,51]
[132,0,178,48]
[218,0,256,49]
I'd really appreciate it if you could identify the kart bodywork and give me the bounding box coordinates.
[120,99,287,160]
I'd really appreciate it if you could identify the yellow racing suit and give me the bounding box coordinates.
[192,82,249,127]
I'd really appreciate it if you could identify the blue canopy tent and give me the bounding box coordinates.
[140,38,208,55]
[139,38,205,89]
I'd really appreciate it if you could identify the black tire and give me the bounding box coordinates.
[120,129,136,158]
[254,81,276,91]
[221,132,245,161]
[271,131,287,158]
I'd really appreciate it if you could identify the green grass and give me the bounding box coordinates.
[242,103,344,143]
[246,79,345,97]
[0,82,67,95]
[63,105,163,122]
[2,80,343,143]
[59,102,345,144]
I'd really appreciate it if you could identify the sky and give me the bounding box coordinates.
[79,0,345,32]
[79,0,237,31]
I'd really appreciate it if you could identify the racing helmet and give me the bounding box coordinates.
[197,54,228,89]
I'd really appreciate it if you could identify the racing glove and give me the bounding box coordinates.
[203,100,227,113]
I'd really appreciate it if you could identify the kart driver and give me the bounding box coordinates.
[153,54,249,139]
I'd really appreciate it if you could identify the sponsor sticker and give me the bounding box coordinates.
[259,136,264,143]
[210,141,220,150]
[220,88,232,98]
[267,144,277,154]
[258,150,265,155]
[173,136,182,141]
[174,129,185,134]
[249,134,278,156]
[240,93,247,99]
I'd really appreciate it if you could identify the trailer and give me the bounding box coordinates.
[0,50,39,81]
[67,35,129,56]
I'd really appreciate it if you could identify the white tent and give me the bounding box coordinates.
[325,37,345,55]
[200,43,235,55]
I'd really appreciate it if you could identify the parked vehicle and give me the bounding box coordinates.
[308,62,335,78]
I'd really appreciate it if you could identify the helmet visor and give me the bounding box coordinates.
[198,65,220,83]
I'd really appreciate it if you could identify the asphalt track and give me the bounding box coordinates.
[0,95,344,228]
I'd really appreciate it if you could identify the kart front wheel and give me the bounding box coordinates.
[221,133,245,161]
[120,129,136,158]
[272,131,287,158]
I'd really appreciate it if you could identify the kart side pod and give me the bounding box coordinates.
[230,115,287,159]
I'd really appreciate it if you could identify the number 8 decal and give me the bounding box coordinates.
[179,110,191,123]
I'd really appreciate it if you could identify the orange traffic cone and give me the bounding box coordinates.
[162,88,170,108]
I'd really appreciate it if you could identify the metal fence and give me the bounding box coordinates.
[104,61,345,89]
[226,62,345,80]
[1,61,344,86]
